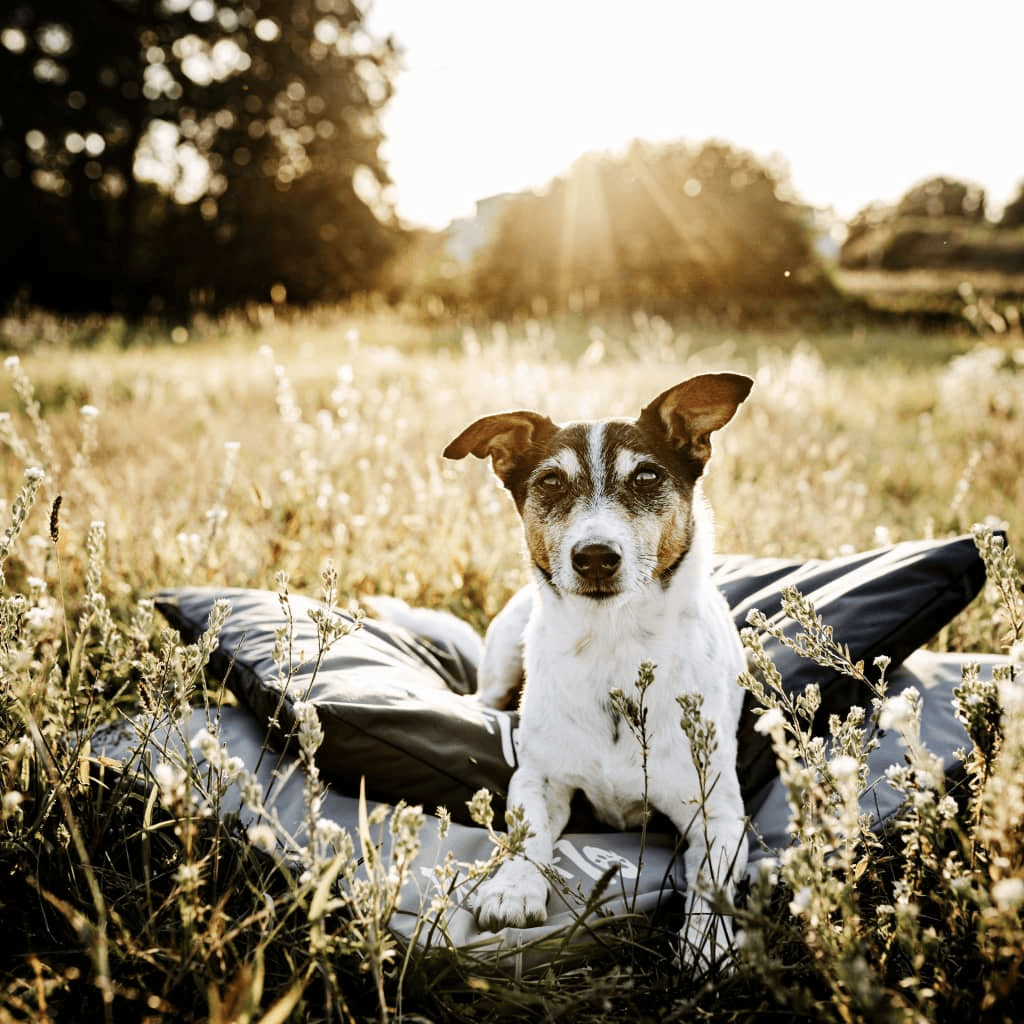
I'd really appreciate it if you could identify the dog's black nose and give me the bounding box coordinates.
[571,542,622,581]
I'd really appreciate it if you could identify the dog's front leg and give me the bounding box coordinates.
[672,800,748,966]
[474,769,573,931]
[475,586,532,708]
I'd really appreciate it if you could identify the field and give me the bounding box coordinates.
[2,308,1024,1022]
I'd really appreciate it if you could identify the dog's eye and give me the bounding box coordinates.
[632,465,663,489]
[536,471,566,492]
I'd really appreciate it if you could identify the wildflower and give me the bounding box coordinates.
[248,823,277,855]
[2,791,24,820]
[154,760,188,809]
[755,857,779,886]
[174,863,201,887]
[467,788,494,829]
[25,600,55,630]
[191,728,219,761]
[992,878,1024,911]
[879,689,919,733]
[240,775,264,812]
[830,754,861,787]
[294,701,324,758]
[937,795,959,823]
[789,886,813,916]
[313,817,345,851]
[754,706,786,736]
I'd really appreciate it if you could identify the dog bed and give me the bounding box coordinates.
[96,534,1000,956]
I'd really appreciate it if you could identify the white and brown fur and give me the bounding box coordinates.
[444,373,752,963]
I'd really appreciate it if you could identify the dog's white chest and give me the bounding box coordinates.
[515,577,744,830]
[578,747,655,830]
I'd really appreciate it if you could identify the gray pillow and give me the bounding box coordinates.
[154,533,990,821]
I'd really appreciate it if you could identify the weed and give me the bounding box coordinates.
[1,314,1022,1020]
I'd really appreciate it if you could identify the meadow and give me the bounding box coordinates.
[1,307,1023,1022]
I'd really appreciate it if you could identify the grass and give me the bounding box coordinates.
[1,307,1023,1022]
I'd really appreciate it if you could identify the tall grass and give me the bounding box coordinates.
[1,310,1023,1021]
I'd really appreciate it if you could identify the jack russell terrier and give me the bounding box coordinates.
[444,372,753,964]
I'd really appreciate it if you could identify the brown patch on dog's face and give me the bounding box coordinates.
[654,502,695,579]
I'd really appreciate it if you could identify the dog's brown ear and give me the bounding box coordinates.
[444,411,557,484]
[639,373,753,469]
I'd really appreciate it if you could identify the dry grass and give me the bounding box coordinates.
[2,307,1023,1022]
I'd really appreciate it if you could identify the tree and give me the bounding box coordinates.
[894,176,987,222]
[468,140,824,319]
[999,181,1024,230]
[0,0,400,314]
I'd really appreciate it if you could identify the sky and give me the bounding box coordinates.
[366,0,1024,230]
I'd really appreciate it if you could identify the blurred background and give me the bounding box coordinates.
[2,0,1022,329]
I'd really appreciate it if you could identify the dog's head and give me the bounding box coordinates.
[444,373,752,600]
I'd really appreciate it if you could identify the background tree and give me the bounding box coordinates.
[894,175,987,221]
[999,180,1024,230]
[0,0,400,314]
[468,140,825,320]
[839,175,1024,274]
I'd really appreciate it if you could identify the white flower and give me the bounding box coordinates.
[755,857,778,887]
[241,775,264,812]
[190,728,219,761]
[313,818,345,851]
[830,755,861,787]
[80,404,99,419]
[753,706,786,736]
[248,823,277,854]
[936,795,958,821]
[25,601,55,630]
[294,701,324,756]
[879,689,919,733]
[789,886,813,916]
[154,760,187,807]
[992,878,1024,911]
[175,863,201,887]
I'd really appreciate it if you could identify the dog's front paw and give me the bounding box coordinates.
[474,861,548,931]
[677,904,735,970]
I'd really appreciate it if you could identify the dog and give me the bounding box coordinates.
[443,372,752,963]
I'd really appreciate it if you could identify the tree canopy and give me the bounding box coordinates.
[0,0,401,314]
[466,140,825,320]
